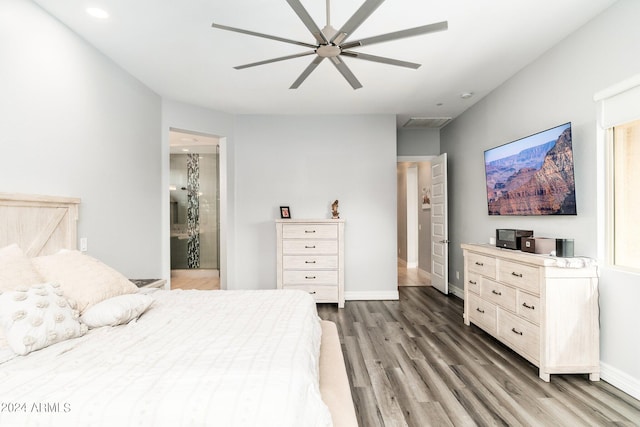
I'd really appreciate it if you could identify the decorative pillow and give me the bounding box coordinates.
[80,294,154,328]
[0,244,44,292]
[32,250,138,314]
[0,283,88,355]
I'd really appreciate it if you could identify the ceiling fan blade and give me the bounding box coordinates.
[212,22,317,49]
[290,56,325,89]
[341,51,421,69]
[329,56,362,90]
[234,51,316,70]
[341,21,448,49]
[285,0,328,45]
[330,0,385,45]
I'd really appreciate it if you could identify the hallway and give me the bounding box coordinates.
[398,258,431,287]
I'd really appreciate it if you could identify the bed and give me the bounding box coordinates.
[0,193,357,427]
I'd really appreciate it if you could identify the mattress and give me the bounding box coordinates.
[0,289,332,427]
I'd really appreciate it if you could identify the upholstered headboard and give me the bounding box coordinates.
[0,193,80,256]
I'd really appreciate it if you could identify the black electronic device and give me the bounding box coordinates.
[495,229,534,250]
[555,238,575,257]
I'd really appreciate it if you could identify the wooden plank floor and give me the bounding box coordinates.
[317,287,640,427]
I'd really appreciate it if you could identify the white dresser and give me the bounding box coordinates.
[462,243,600,382]
[276,219,345,308]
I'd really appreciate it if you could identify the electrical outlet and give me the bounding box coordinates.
[80,237,88,252]
[456,271,460,280]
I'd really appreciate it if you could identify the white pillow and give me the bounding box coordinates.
[80,294,154,328]
[32,250,138,314]
[0,283,88,355]
[0,244,44,292]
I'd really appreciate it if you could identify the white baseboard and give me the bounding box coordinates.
[406,261,418,269]
[600,362,640,401]
[345,290,399,301]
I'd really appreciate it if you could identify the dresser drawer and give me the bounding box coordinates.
[498,309,540,362]
[282,284,338,303]
[283,255,338,270]
[467,252,496,279]
[466,272,481,294]
[498,260,539,294]
[282,224,337,239]
[468,294,497,335]
[480,279,516,312]
[283,270,338,285]
[517,291,540,324]
[282,240,338,255]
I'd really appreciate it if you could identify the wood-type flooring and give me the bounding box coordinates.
[317,287,640,427]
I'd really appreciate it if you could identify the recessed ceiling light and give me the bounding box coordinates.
[181,148,190,152]
[460,92,474,99]
[86,7,109,19]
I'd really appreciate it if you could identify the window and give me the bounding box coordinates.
[611,119,640,270]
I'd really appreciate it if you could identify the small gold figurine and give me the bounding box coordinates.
[331,200,339,219]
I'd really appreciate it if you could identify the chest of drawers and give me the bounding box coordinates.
[276,219,345,308]
[462,243,600,382]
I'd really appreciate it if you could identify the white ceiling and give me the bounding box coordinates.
[33,0,618,127]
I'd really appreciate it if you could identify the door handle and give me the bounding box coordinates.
[439,239,450,244]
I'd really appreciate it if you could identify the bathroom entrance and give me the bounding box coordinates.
[169,130,220,290]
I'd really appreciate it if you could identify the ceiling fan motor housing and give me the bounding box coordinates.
[316,44,341,58]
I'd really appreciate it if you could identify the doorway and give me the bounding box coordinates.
[169,129,221,290]
[397,156,435,286]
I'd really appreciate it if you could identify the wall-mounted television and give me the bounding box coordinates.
[484,122,576,216]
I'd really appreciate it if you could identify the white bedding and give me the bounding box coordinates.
[0,289,332,427]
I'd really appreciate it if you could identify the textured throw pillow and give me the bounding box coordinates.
[0,283,88,355]
[80,293,154,328]
[32,250,138,314]
[0,244,44,292]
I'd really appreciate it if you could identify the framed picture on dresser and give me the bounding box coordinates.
[279,206,291,219]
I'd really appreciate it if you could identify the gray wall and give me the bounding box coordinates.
[234,115,398,298]
[441,0,640,396]
[417,162,432,272]
[397,164,408,263]
[0,0,162,278]
[397,128,440,156]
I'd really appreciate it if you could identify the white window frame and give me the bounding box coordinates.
[595,74,640,273]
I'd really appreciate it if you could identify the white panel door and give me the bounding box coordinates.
[431,153,449,294]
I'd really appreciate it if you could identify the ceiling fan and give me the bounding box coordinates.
[211,0,448,89]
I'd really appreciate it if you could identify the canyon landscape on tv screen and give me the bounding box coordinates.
[484,122,577,216]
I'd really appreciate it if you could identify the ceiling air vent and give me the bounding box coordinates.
[403,117,452,129]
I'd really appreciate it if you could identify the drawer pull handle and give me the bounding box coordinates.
[305,261,317,264]
[305,245,316,249]
[511,272,523,278]
[522,302,535,310]
[491,290,502,296]
[475,261,484,266]
[476,307,485,314]
[305,230,316,233]
[309,291,317,295]
[305,276,316,280]
[511,328,523,336]
[468,280,477,285]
